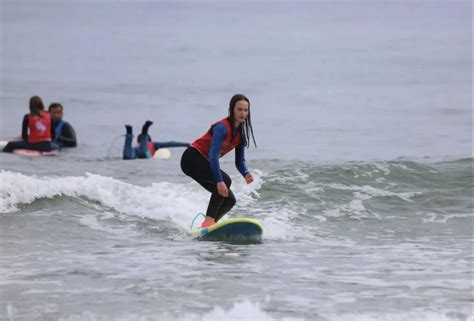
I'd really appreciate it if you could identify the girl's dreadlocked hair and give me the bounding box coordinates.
[227,94,257,149]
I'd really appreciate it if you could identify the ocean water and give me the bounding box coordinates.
[0,1,472,320]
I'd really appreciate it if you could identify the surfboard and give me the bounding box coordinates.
[153,148,171,159]
[13,149,57,157]
[191,218,263,242]
[1,140,57,156]
[0,140,8,149]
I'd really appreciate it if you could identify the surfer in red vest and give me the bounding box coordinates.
[123,121,189,160]
[181,94,257,227]
[2,96,57,153]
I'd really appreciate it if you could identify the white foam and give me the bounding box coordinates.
[322,310,471,321]
[231,169,263,207]
[57,300,303,321]
[327,183,418,202]
[266,168,309,184]
[260,214,294,241]
[241,168,319,240]
[185,300,302,321]
[421,212,473,224]
[0,170,317,241]
[0,170,269,235]
[373,163,392,176]
[78,214,134,236]
[48,300,471,321]
[321,183,420,219]
[0,171,207,229]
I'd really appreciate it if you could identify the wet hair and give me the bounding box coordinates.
[227,94,257,148]
[137,133,152,144]
[29,96,45,116]
[48,102,64,112]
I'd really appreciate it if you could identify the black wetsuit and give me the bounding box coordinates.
[52,120,77,148]
[180,147,236,222]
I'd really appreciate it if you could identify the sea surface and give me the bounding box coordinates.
[0,1,472,320]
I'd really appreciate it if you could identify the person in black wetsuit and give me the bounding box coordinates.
[122,120,189,160]
[49,103,77,148]
[180,94,257,227]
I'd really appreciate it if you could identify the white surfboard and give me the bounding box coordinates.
[153,148,171,159]
[0,140,8,149]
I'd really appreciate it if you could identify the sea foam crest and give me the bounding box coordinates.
[0,171,262,229]
[1,170,304,240]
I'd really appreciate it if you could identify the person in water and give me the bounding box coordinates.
[123,120,189,160]
[2,96,57,153]
[180,94,257,228]
[49,103,77,148]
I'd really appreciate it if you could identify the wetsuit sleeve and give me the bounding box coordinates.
[235,136,249,177]
[209,123,227,182]
[58,122,77,147]
[21,114,28,141]
[152,141,189,149]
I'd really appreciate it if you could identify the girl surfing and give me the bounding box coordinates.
[181,94,257,227]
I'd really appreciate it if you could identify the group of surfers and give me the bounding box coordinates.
[2,94,257,227]
[2,96,77,153]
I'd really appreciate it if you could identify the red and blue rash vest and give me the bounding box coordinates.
[147,141,156,156]
[191,118,241,159]
[192,118,248,182]
[28,112,52,143]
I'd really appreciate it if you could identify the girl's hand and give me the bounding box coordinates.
[244,173,254,184]
[217,182,229,197]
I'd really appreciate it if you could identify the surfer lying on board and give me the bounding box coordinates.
[123,120,189,160]
[49,103,77,148]
[2,96,58,153]
[181,94,257,228]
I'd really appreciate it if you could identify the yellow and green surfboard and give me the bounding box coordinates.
[191,217,263,242]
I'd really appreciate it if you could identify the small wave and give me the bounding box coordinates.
[1,156,471,241]
[0,171,189,225]
[0,171,264,233]
[259,158,472,225]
